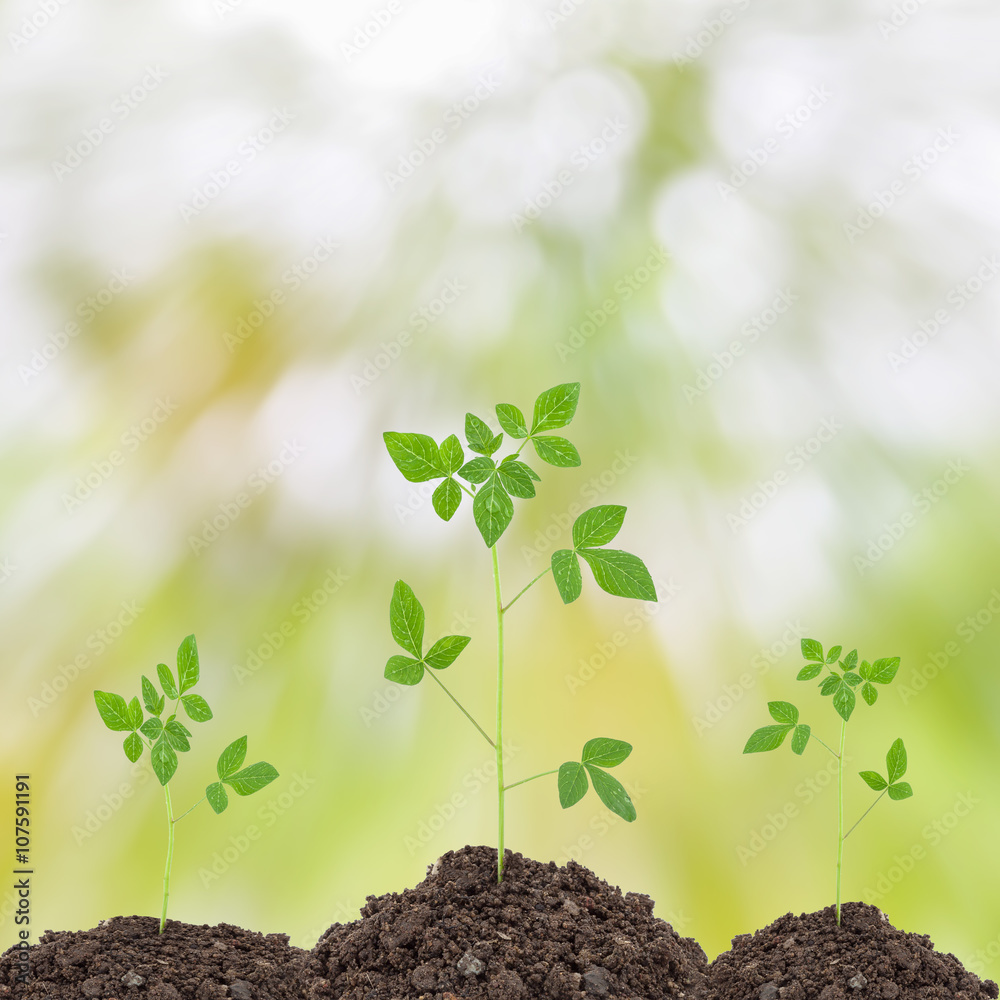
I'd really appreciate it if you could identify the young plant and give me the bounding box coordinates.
[94,634,278,932]
[383,383,655,880]
[744,638,914,924]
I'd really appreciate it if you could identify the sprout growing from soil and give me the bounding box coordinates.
[744,638,913,925]
[94,634,278,932]
[383,383,655,880]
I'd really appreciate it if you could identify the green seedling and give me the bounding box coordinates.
[94,634,278,932]
[744,637,913,924]
[384,383,656,880]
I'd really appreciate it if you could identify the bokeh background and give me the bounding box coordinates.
[2,0,999,974]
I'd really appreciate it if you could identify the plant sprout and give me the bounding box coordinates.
[94,634,278,932]
[744,637,913,924]
[383,383,655,880]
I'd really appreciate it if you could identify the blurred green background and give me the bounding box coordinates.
[2,0,999,976]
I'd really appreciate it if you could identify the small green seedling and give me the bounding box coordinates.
[744,638,914,924]
[383,383,656,880]
[94,634,278,932]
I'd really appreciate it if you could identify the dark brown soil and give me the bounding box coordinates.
[303,844,708,999]
[705,901,999,1000]
[0,915,309,1000]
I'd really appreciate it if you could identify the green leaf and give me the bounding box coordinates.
[472,474,514,547]
[141,675,164,716]
[383,431,443,482]
[558,761,588,808]
[151,737,178,786]
[424,635,471,670]
[801,638,824,662]
[886,738,907,783]
[888,782,913,801]
[164,719,191,752]
[842,671,862,688]
[585,765,636,822]
[206,782,228,814]
[123,732,143,763]
[870,656,901,684]
[176,634,199,694]
[797,662,823,681]
[140,717,163,741]
[439,434,464,474]
[581,737,632,768]
[181,693,213,723]
[389,580,424,658]
[861,682,878,706]
[465,413,501,456]
[842,649,859,671]
[432,478,462,521]
[768,701,799,725]
[385,654,425,685]
[457,456,494,484]
[819,675,840,696]
[859,770,888,791]
[531,383,580,433]
[551,549,582,604]
[859,659,872,680]
[833,683,856,722]
[743,725,793,753]
[126,696,143,730]
[572,505,625,548]
[495,403,528,438]
[94,691,134,732]
[157,663,179,701]
[791,724,810,755]
[496,461,536,499]
[826,645,843,663]
[217,736,248,779]
[578,548,656,601]
[226,761,279,796]
[532,435,581,468]
[508,458,541,482]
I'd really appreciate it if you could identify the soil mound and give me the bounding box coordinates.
[306,844,707,999]
[0,915,308,1000]
[706,901,998,1000]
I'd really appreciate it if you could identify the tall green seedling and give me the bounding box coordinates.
[383,383,655,880]
[94,634,278,932]
[744,638,914,924]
